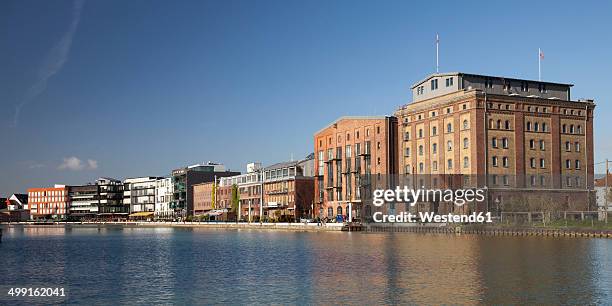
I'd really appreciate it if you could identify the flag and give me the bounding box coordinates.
[539,49,544,60]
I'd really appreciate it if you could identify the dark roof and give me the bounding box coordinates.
[12,194,28,204]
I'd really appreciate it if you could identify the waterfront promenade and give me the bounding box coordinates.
[2,221,612,238]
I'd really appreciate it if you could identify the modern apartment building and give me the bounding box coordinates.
[171,162,239,218]
[314,117,398,221]
[123,177,162,214]
[394,72,595,213]
[155,177,174,220]
[68,184,99,218]
[65,178,126,220]
[95,177,126,219]
[27,186,69,219]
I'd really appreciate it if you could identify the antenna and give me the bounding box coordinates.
[436,33,439,73]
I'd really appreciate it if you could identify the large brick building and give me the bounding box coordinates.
[313,116,398,221]
[394,72,595,213]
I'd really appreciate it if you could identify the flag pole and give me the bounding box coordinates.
[538,48,541,81]
[436,34,439,73]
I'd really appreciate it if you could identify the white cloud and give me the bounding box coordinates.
[58,156,98,171]
[58,156,84,171]
[87,159,98,170]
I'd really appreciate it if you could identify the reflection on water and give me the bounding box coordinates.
[0,226,610,305]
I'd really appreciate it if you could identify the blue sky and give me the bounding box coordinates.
[1,0,611,195]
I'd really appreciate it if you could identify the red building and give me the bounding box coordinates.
[27,186,69,219]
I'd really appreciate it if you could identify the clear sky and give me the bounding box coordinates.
[2,0,611,195]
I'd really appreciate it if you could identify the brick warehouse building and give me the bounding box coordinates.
[314,116,398,221]
[394,72,595,214]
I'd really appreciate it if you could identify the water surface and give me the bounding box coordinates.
[0,226,610,305]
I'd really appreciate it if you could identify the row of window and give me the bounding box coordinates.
[405,157,470,173]
[525,121,548,132]
[319,126,381,147]
[29,190,66,197]
[416,77,456,96]
[403,104,469,123]
[564,141,581,152]
[404,138,470,157]
[490,119,512,130]
[491,175,583,187]
[561,124,582,134]
[404,120,470,140]
[528,139,545,150]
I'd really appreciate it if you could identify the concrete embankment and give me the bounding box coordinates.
[0,221,346,232]
[2,222,611,238]
[365,223,612,238]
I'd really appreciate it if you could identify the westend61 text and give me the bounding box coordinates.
[372,212,493,223]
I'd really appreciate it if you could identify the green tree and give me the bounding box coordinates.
[231,184,240,214]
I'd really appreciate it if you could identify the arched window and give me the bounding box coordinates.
[577,125,582,134]
[502,138,508,148]
[418,145,424,155]
[447,123,452,133]
[327,207,333,218]
[542,122,547,132]
[505,120,510,129]
[419,162,424,173]
[432,161,438,171]
[418,129,423,138]
[463,157,469,168]
[337,206,343,216]
[562,124,567,133]
[463,137,469,148]
[570,125,575,133]
[447,140,452,151]
[432,143,437,154]
[463,120,468,129]
[496,120,501,129]
[534,122,539,132]
[447,159,453,169]
[526,122,532,131]
[432,126,437,136]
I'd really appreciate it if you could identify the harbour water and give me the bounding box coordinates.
[1,225,610,305]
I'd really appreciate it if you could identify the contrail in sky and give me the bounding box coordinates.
[12,0,84,127]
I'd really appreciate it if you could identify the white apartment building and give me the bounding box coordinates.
[155,177,174,220]
[123,177,161,213]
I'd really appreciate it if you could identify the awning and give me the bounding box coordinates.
[129,212,154,217]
